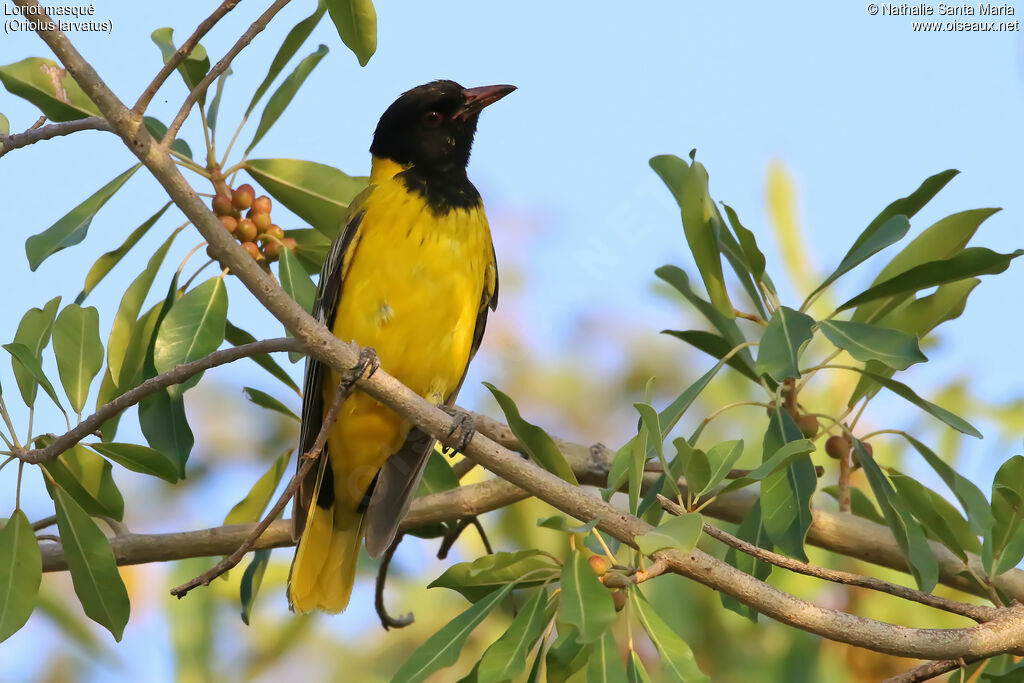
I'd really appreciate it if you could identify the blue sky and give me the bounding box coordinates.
[2,1,1023,678]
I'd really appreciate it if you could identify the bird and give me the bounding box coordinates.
[287,80,516,614]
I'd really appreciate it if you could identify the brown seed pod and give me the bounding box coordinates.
[796,414,820,439]
[237,218,258,242]
[212,194,233,216]
[825,435,851,460]
[611,590,627,612]
[232,184,255,210]
[219,215,238,233]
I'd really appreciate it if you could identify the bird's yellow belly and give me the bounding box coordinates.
[322,185,490,509]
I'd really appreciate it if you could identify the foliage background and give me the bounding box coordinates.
[1,1,1023,681]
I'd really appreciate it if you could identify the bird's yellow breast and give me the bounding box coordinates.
[322,161,494,506]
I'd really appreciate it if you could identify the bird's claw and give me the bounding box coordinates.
[440,406,476,454]
[343,347,380,389]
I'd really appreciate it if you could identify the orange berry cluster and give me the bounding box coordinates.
[587,555,627,611]
[210,184,296,263]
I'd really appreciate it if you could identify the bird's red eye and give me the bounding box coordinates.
[421,111,443,127]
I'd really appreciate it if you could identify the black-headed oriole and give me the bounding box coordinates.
[288,80,515,613]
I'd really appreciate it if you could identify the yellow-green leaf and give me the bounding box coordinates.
[52,304,103,415]
[0,511,42,643]
[326,0,377,66]
[0,57,101,121]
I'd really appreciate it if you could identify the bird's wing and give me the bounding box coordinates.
[363,240,499,557]
[291,188,371,541]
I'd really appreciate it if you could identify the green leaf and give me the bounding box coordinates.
[715,211,767,318]
[988,456,1024,576]
[857,371,982,438]
[151,28,210,104]
[484,383,578,484]
[700,439,744,497]
[107,228,182,385]
[837,248,1024,312]
[636,512,703,555]
[650,156,733,317]
[225,451,291,525]
[587,630,627,683]
[206,68,231,134]
[245,158,367,236]
[277,246,317,315]
[142,117,193,159]
[49,483,130,640]
[717,437,816,497]
[854,441,938,591]
[0,57,101,121]
[631,589,709,682]
[636,402,679,498]
[852,207,999,323]
[546,628,590,683]
[809,215,910,300]
[246,45,328,154]
[821,485,885,525]
[627,649,654,683]
[224,321,300,395]
[478,588,552,682]
[818,320,926,371]
[9,296,60,407]
[902,435,991,536]
[138,389,193,477]
[4,342,64,413]
[430,550,559,603]
[392,583,513,683]
[239,548,270,626]
[41,443,124,520]
[655,267,754,376]
[757,410,816,560]
[246,1,327,117]
[243,387,298,421]
[722,203,766,280]
[890,472,979,562]
[89,442,179,483]
[326,0,377,66]
[0,511,42,643]
[25,165,140,271]
[672,438,710,498]
[721,501,772,621]
[662,330,760,384]
[76,203,171,304]
[755,306,815,381]
[153,276,228,398]
[284,228,331,274]
[537,515,601,535]
[862,169,958,243]
[558,551,616,644]
[0,112,8,135]
[52,304,103,415]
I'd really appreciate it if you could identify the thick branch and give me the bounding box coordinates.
[17,338,300,464]
[134,0,243,114]
[163,0,292,143]
[0,116,112,158]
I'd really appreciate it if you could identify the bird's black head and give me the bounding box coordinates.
[370,80,516,173]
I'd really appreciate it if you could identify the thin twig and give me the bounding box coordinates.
[0,117,113,158]
[163,0,292,144]
[31,515,58,532]
[658,495,999,623]
[134,0,243,114]
[170,354,372,597]
[16,338,301,465]
[374,533,415,630]
[883,656,985,683]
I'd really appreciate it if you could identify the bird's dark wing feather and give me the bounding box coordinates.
[290,206,366,541]
[363,243,499,557]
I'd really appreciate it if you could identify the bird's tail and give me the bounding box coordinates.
[287,500,365,614]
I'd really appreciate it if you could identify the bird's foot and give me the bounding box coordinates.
[342,347,380,390]
[440,405,476,454]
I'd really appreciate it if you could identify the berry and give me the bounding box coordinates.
[282,237,298,251]
[797,414,820,439]
[825,435,851,460]
[212,194,233,216]
[265,224,285,241]
[219,215,238,233]
[237,218,258,242]
[241,241,262,260]
[263,241,282,261]
[252,195,272,214]
[611,590,626,612]
[588,556,608,577]
[252,211,272,233]
[232,184,255,210]
[860,441,874,457]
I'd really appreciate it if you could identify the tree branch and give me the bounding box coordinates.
[162,0,292,144]
[659,494,999,623]
[0,116,112,158]
[22,4,1024,661]
[134,0,244,114]
[16,338,300,464]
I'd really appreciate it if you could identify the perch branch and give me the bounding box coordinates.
[0,117,112,158]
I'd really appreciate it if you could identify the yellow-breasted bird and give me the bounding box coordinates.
[288,80,515,613]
